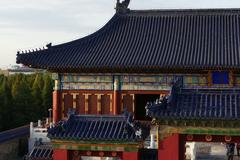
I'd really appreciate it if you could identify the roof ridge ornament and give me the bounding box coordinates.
[116,0,130,13]
[46,43,52,48]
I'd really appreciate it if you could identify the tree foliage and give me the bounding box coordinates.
[0,73,53,131]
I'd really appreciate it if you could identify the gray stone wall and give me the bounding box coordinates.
[0,137,28,160]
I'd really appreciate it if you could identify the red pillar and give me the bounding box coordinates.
[113,90,118,115]
[113,76,119,115]
[53,90,61,123]
[122,152,138,160]
[158,134,185,160]
[53,149,68,160]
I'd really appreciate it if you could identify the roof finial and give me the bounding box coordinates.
[116,0,130,13]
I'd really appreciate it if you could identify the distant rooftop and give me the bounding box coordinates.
[8,65,36,72]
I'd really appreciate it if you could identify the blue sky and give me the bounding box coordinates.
[1,0,240,68]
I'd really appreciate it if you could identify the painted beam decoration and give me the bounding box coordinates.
[235,75,240,87]
[158,125,240,144]
[183,75,208,88]
[159,126,240,138]
[120,75,173,91]
[60,74,113,90]
[55,73,240,91]
[52,142,140,152]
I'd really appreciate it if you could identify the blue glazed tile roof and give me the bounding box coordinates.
[17,8,240,73]
[26,145,53,160]
[146,87,240,120]
[0,125,29,144]
[47,113,150,143]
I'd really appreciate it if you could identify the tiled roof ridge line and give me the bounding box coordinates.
[128,8,240,16]
[17,47,47,55]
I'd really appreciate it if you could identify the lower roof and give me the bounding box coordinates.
[48,113,150,143]
[146,86,240,123]
[26,145,53,160]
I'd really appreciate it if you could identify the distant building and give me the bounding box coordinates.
[0,65,43,76]
[8,65,42,75]
[0,69,9,76]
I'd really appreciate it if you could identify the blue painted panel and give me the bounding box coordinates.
[212,71,229,84]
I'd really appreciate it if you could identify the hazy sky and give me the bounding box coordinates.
[1,0,240,68]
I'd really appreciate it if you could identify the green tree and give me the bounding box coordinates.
[0,75,4,84]
[12,75,35,126]
[42,74,53,116]
[31,74,43,106]
[0,77,12,130]
[0,73,53,131]
[11,74,24,99]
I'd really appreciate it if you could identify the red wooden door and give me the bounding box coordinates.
[122,94,134,113]
[101,95,111,114]
[76,94,85,114]
[88,94,98,114]
[64,93,73,116]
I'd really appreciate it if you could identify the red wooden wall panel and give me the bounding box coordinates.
[64,93,73,116]
[88,95,98,114]
[101,95,111,114]
[122,94,134,113]
[76,94,85,114]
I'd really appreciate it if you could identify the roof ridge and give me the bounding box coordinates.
[127,8,240,16]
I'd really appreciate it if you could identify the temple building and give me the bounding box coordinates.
[17,0,240,160]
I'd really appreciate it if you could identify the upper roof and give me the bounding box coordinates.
[16,7,240,73]
[47,113,149,143]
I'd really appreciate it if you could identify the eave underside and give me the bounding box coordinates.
[28,67,240,74]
